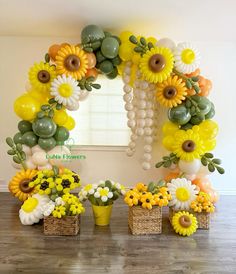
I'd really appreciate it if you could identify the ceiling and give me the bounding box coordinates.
[0,0,235,41]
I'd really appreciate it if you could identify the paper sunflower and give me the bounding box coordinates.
[167,178,198,211]
[174,43,200,74]
[140,192,156,210]
[156,75,187,108]
[139,47,174,83]
[50,75,80,108]
[172,211,198,236]
[172,129,205,161]
[55,45,88,80]
[124,190,140,207]
[19,194,50,225]
[8,169,38,202]
[28,62,56,93]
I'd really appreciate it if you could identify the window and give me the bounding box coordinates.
[69,77,130,146]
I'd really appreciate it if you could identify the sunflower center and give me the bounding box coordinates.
[179,215,192,228]
[181,49,195,64]
[40,181,49,190]
[19,179,34,193]
[149,54,166,72]
[163,86,177,99]
[61,179,71,188]
[130,195,134,199]
[58,83,73,98]
[22,197,38,213]
[176,187,190,201]
[37,70,51,83]
[64,54,80,71]
[146,199,150,203]
[182,140,196,152]
[72,174,80,183]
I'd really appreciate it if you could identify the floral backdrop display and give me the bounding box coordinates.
[5,24,224,236]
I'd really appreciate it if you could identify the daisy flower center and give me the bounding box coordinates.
[149,54,166,72]
[176,187,190,202]
[163,86,177,99]
[64,54,81,71]
[58,83,73,98]
[37,70,51,83]
[22,197,38,213]
[181,49,195,64]
[182,140,196,152]
[99,189,109,196]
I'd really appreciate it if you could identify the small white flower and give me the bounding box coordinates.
[101,196,108,202]
[114,182,121,189]
[55,197,65,206]
[42,201,55,217]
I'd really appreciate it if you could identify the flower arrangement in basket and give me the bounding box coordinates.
[79,180,125,226]
[11,166,84,236]
[124,182,171,235]
[167,177,215,236]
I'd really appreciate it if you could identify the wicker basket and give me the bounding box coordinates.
[128,206,162,235]
[44,215,80,236]
[169,208,210,230]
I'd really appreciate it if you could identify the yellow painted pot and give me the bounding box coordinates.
[92,204,113,226]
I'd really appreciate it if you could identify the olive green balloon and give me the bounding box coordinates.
[197,97,212,115]
[205,103,215,119]
[32,117,57,138]
[54,126,69,142]
[18,120,32,134]
[13,132,24,144]
[168,105,191,126]
[96,51,106,63]
[22,131,38,147]
[106,67,118,79]
[99,60,114,74]
[38,137,56,151]
[111,56,121,66]
[101,37,119,59]
[81,25,105,42]
[190,114,205,125]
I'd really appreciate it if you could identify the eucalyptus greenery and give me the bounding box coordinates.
[155,153,179,169]
[147,180,167,194]
[77,76,101,91]
[201,153,225,174]
[129,35,154,56]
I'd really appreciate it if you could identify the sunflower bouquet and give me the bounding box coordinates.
[124,182,171,210]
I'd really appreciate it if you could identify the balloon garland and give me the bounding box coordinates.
[6,25,224,205]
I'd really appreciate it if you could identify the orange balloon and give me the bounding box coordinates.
[86,68,98,80]
[86,53,97,69]
[164,172,180,182]
[208,189,219,203]
[186,68,200,78]
[192,177,212,192]
[48,44,61,61]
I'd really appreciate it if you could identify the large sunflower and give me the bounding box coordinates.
[29,62,56,93]
[139,47,174,83]
[56,45,88,80]
[172,211,198,236]
[8,169,38,202]
[156,75,187,108]
[172,129,205,161]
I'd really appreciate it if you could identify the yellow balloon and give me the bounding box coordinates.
[204,139,216,151]
[119,42,134,61]
[119,31,133,42]
[53,109,68,126]
[117,62,125,75]
[63,116,75,131]
[162,136,175,151]
[162,121,179,136]
[14,94,40,121]
[147,37,158,45]
[131,53,141,65]
[199,120,219,139]
[28,90,50,105]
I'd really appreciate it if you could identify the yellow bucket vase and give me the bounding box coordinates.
[92,204,113,226]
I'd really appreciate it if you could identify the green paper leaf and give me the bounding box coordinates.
[205,153,214,158]
[6,137,14,148]
[201,157,208,166]
[7,149,15,155]
[212,158,222,165]
[216,166,225,174]
[13,156,21,164]
[129,35,138,44]
[208,163,215,172]
[155,162,163,168]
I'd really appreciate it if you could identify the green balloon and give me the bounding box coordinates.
[197,97,212,115]
[32,117,57,138]
[54,126,69,142]
[111,56,121,66]
[190,114,205,125]
[106,67,118,79]
[99,60,114,74]
[81,25,105,42]
[101,37,119,59]
[96,50,106,63]
[13,132,24,144]
[205,103,215,119]
[168,105,191,126]
[38,137,56,151]
[181,123,193,130]
[18,120,32,134]
[22,131,38,147]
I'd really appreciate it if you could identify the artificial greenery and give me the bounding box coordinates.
[155,153,179,169]
[201,153,225,174]
[129,35,154,56]
[147,180,167,194]
[77,76,101,91]
[173,68,200,93]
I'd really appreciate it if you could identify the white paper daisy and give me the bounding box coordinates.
[94,187,113,202]
[167,178,198,211]
[174,43,200,74]
[42,200,55,217]
[19,194,50,225]
[50,74,80,108]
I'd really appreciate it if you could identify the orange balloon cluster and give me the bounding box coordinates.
[186,69,212,97]
[192,178,219,203]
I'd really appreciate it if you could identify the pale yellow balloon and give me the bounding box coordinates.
[162,121,179,136]
[204,139,216,151]
[53,109,68,126]
[162,136,175,151]
[63,116,75,131]
[199,120,219,139]
[119,31,133,42]
[147,37,158,44]
[119,42,134,61]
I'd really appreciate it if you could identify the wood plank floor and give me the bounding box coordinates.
[0,192,236,274]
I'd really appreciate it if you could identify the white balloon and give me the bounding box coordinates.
[38,163,52,170]
[123,93,132,102]
[123,75,130,84]
[32,151,48,166]
[146,101,153,109]
[140,81,149,90]
[136,70,142,78]
[137,119,145,128]
[126,148,134,157]
[148,83,156,90]
[123,84,132,93]
[136,128,144,136]
[145,118,153,127]
[79,90,90,101]
[25,157,37,170]
[138,100,146,109]
[134,80,140,88]
[129,142,136,149]
[185,174,197,181]
[22,145,32,156]
[144,136,153,144]
[146,109,154,118]
[156,38,176,51]
[197,164,211,178]
[127,120,136,128]
[139,91,146,100]
[127,111,135,119]
[124,66,131,75]
[66,100,80,111]
[143,153,152,161]
[142,162,151,170]
[125,103,133,111]
[131,134,138,141]
[137,110,146,119]
[32,145,44,154]
[144,145,152,153]
[144,127,153,135]
[126,61,132,67]
[178,159,201,175]
[11,161,21,170]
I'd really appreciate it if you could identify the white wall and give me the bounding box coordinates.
[0,36,235,194]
